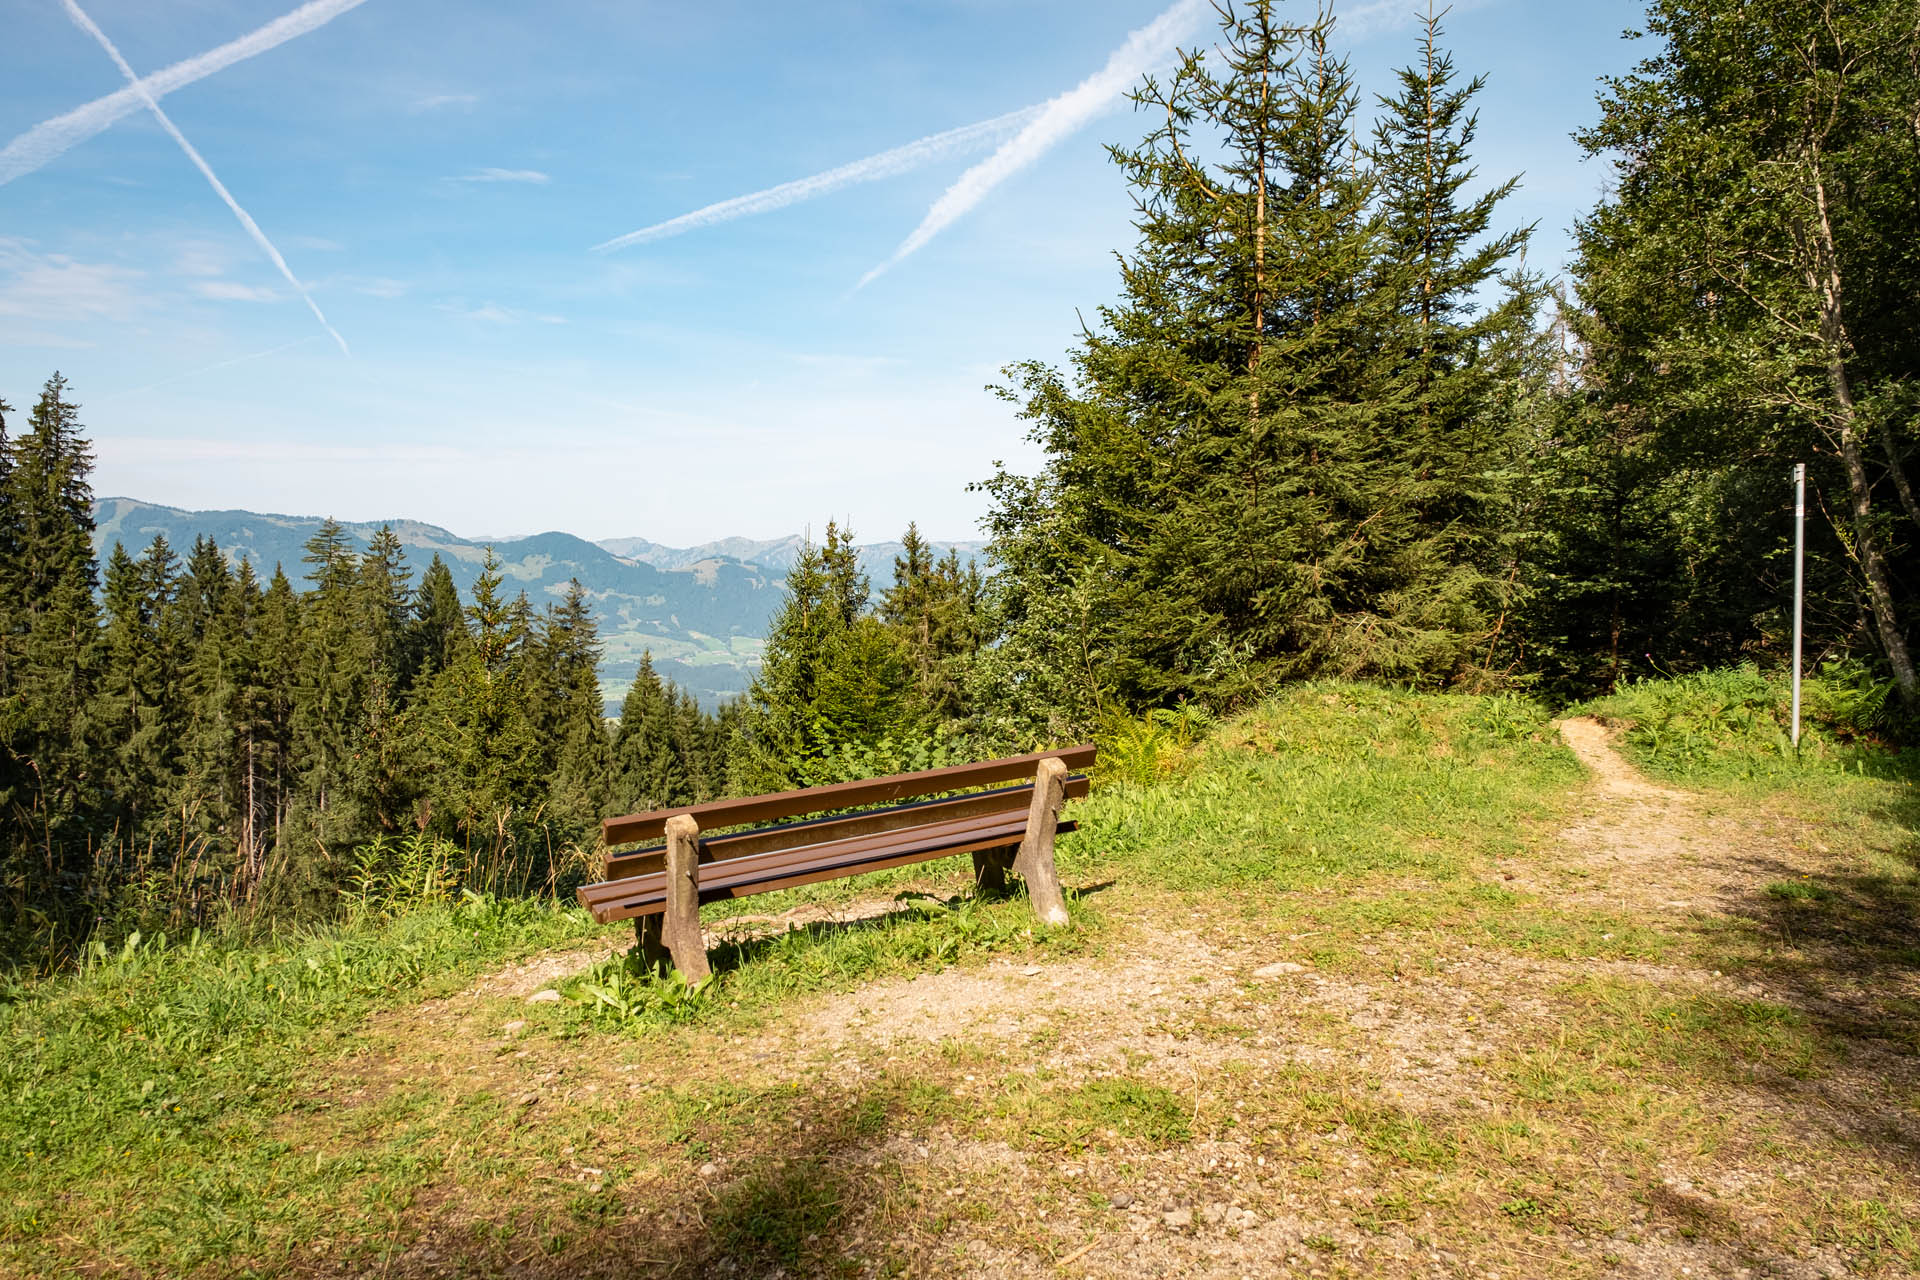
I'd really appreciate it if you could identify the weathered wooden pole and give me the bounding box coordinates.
[1014,756,1071,927]
[632,914,668,971]
[971,845,1013,895]
[661,814,710,980]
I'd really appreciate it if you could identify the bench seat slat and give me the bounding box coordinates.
[602,775,1092,881]
[579,812,1079,924]
[583,809,1027,913]
[602,744,1096,845]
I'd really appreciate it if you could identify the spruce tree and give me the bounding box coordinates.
[978,2,1533,727]
[539,580,613,834]
[290,519,364,836]
[407,554,467,686]
[611,653,688,812]
[253,567,302,879]
[880,525,988,722]
[411,549,541,871]
[0,374,103,941]
[1368,2,1538,677]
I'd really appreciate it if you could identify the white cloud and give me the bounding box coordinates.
[437,302,565,324]
[0,238,146,322]
[195,280,280,302]
[353,277,409,298]
[858,0,1207,288]
[1,0,373,186]
[412,91,479,112]
[452,167,550,184]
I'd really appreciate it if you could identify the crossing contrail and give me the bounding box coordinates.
[858,0,1207,288]
[3,0,370,187]
[97,336,324,402]
[58,0,350,357]
[592,105,1045,253]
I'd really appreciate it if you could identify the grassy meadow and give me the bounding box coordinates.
[1,677,1915,1276]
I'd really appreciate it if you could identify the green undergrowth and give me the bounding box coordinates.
[1573,663,1920,787]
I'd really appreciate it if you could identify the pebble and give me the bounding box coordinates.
[1252,961,1307,979]
[502,1020,527,1035]
[699,1162,718,1178]
[1163,1206,1193,1229]
[1109,1192,1134,1209]
[526,989,561,1004]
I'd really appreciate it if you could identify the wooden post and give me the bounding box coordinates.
[971,846,1013,896]
[1013,757,1071,927]
[632,915,668,972]
[662,814,710,981]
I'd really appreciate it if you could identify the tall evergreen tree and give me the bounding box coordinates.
[740,523,919,785]
[980,2,1538,730]
[0,374,103,943]
[411,549,542,865]
[407,554,467,687]
[537,580,613,833]
[879,525,989,722]
[611,653,687,813]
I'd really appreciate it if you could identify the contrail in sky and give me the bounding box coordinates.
[591,105,1045,253]
[58,0,350,357]
[2,0,370,187]
[857,0,1207,288]
[97,336,324,402]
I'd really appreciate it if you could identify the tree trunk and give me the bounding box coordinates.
[1806,152,1917,700]
[1881,430,1920,530]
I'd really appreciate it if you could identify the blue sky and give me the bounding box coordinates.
[1,0,1647,545]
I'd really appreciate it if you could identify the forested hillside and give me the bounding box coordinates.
[2,0,1915,973]
[93,500,986,711]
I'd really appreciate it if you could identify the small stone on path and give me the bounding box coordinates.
[526,989,561,1004]
[1163,1206,1193,1229]
[1109,1191,1134,1209]
[1252,961,1307,979]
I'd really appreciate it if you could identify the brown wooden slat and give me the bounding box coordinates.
[601,775,1091,881]
[601,744,1096,845]
[582,819,1078,924]
[583,808,1026,913]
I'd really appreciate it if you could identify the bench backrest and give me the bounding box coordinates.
[600,744,1097,846]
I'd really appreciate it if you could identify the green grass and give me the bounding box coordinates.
[0,895,596,1272]
[1572,662,1920,787]
[3,675,1916,1276]
[1063,682,1580,896]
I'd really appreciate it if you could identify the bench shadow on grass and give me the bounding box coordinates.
[699,879,1117,978]
[370,885,1130,1277]
[382,1074,932,1278]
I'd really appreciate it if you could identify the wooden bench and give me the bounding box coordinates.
[579,745,1096,980]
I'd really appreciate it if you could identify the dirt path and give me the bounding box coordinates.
[317,722,1917,1280]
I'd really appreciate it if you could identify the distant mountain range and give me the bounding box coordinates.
[597,533,987,581]
[90,498,984,712]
